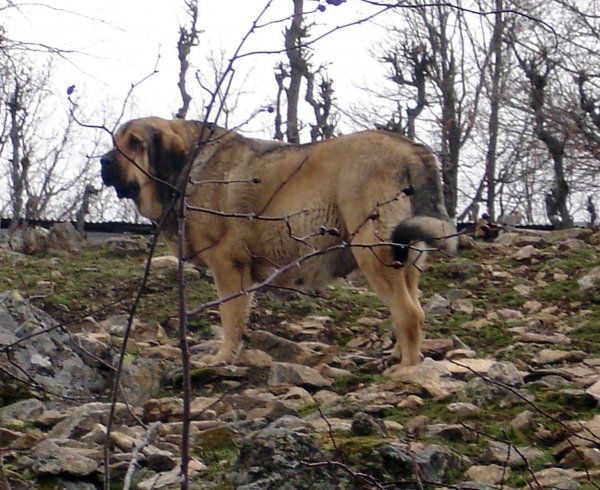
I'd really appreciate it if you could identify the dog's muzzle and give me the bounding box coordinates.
[100,154,140,200]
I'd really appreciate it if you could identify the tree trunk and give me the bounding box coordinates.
[8,83,24,232]
[284,0,306,143]
[485,0,504,221]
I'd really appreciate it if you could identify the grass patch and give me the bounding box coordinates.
[331,373,386,395]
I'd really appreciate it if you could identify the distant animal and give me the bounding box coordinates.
[100,117,457,367]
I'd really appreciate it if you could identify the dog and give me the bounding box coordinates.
[100,117,457,367]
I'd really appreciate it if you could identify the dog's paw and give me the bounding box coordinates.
[383,363,419,379]
[200,351,235,366]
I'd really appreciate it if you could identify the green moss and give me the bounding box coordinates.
[331,373,386,395]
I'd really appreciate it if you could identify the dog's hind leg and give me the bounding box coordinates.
[202,254,253,364]
[350,225,424,367]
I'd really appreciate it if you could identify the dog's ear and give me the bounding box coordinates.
[147,126,189,182]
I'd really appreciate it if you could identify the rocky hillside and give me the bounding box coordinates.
[0,225,599,490]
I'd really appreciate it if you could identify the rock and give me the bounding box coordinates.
[151,255,199,273]
[428,423,476,442]
[484,440,546,466]
[497,308,523,320]
[464,464,511,484]
[513,284,532,297]
[29,438,100,476]
[246,330,313,364]
[550,228,593,242]
[487,361,524,387]
[422,337,454,357]
[499,389,535,408]
[229,427,329,488]
[308,417,353,433]
[47,222,84,252]
[559,238,588,251]
[386,358,466,398]
[268,362,332,388]
[268,415,310,431]
[106,236,149,256]
[137,459,207,490]
[533,468,582,490]
[495,232,520,246]
[438,358,496,377]
[518,332,572,345]
[510,410,535,431]
[446,289,474,301]
[315,364,353,378]
[523,300,543,313]
[446,402,481,416]
[237,348,273,367]
[0,291,104,398]
[578,266,600,291]
[275,386,315,410]
[586,379,600,401]
[22,227,51,254]
[397,395,425,409]
[513,245,537,261]
[405,415,429,436]
[49,402,135,439]
[424,293,450,315]
[452,299,474,314]
[0,398,46,423]
[561,446,600,468]
[312,390,342,407]
[351,412,388,437]
[70,332,113,369]
[533,349,587,365]
[376,442,463,482]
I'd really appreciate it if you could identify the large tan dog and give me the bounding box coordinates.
[100,117,457,367]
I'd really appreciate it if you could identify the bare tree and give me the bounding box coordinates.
[366,1,486,218]
[175,0,201,120]
[273,0,338,143]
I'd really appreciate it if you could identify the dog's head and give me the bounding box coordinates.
[100,117,191,220]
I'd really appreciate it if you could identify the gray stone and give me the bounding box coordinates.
[446,402,481,416]
[143,445,178,472]
[513,245,537,261]
[578,266,600,291]
[533,349,587,365]
[106,235,149,256]
[268,362,332,388]
[464,464,511,484]
[351,412,388,437]
[230,427,331,488]
[487,361,524,387]
[47,222,84,252]
[484,440,546,466]
[0,291,104,399]
[533,468,581,490]
[29,438,100,476]
[49,402,134,439]
[510,410,535,431]
[377,442,463,481]
[247,330,313,364]
[0,398,46,423]
[424,293,450,315]
[586,379,600,401]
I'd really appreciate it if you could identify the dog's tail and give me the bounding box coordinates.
[391,216,457,264]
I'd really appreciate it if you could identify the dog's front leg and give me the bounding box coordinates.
[202,257,252,365]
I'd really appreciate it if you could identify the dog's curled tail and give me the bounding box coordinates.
[391,216,458,264]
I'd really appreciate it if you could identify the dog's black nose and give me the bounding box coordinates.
[100,155,113,167]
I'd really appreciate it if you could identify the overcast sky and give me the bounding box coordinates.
[5,0,389,138]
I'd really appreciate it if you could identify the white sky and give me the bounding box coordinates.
[5,0,390,138]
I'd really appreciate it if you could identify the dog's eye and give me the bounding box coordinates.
[128,134,144,150]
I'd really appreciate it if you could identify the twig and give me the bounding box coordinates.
[123,422,162,490]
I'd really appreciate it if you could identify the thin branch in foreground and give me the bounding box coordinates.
[122,421,162,490]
